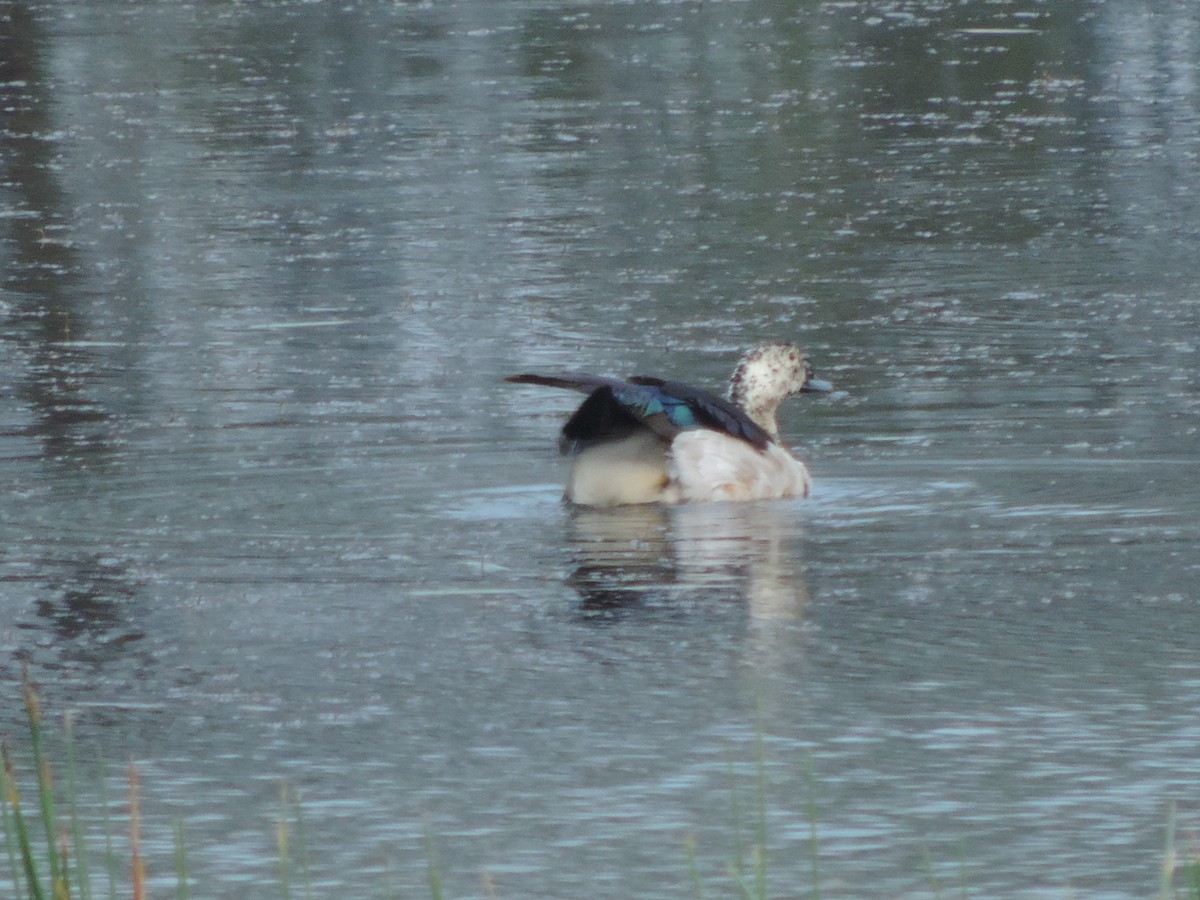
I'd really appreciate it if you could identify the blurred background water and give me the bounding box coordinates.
[2,0,1199,896]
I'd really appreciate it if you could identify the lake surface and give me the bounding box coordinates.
[3,1,1200,896]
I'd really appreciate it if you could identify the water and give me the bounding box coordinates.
[2,1,1199,896]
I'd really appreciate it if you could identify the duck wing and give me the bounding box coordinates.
[506,371,773,453]
[504,372,625,394]
[627,376,772,450]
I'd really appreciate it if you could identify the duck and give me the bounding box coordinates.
[506,343,832,506]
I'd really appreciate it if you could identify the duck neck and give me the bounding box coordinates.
[729,383,782,441]
[748,404,781,442]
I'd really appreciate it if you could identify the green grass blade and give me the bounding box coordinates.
[173,818,189,900]
[923,846,942,900]
[56,828,72,900]
[804,752,820,900]
[3,742,46,900]
[684,833,705,900]
[96,759,117,900]
[424,822,443,900]
[2,753,26,899]
[129,763,146,900]
[65,713,93,900]
[1186,852,1200,900]
[287,787,313,900]
[725,751,745,883]
[22,676,64,893]
[1162,800,1177,900]
[725,860,758,900]
[276,783,290,900]
[753,727,768,900]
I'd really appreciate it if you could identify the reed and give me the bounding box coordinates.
[63,714,92,900]
[685,833,705,900]
[1162,801,1200,900]
[2,673,156,900]
[3,738,45,900]
[803,751,820,900]
[275,781,314,900]
[2,757,22,895]
[173,818,188,900]
[95,761,118,900]
[23,674,66,897]
[287,785,314,900]
[424,821,444,900]
[276,784,290,900]
[129,763,144,900]
[4,678,1199,898]
[697,738,819,900]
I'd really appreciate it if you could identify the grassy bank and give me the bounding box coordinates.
[4,674,1198,898]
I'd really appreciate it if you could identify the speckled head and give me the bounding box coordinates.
[728,342,830,439]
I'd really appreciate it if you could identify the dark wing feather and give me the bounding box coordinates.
[558,385,660,454]
[627,376,772,449]
[506,370,772,454]
[504,372,627,394]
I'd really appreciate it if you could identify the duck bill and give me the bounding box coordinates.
[801,378,833,394]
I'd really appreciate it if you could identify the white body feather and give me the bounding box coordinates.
[566,430,810,506]
[668,430,811,503]
[566,432,672,506]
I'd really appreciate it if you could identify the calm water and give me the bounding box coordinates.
[3,1,1200,897]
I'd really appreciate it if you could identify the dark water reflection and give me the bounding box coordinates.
[2,0,1200,896]
[567,503,808,622]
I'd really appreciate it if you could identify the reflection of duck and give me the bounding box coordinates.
[567,502,808,622]
[30,554,149,671]
[567,505,675,614]
[507,343,831,507]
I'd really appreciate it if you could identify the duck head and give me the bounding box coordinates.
[728,342,832,440]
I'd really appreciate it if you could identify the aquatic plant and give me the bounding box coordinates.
[3,675,1198,898]
[2,672,159,900]
[1163,801,1200,900]
[683,723,821,900]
